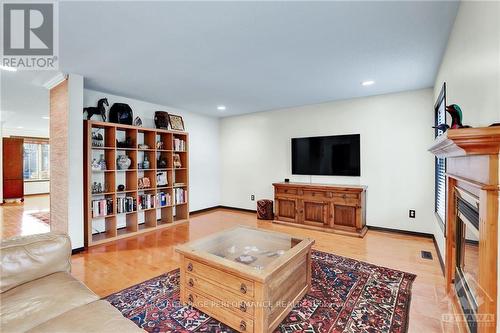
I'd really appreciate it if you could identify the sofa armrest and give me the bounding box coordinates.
[1,233,72,293]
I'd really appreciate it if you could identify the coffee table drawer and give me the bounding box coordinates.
[186,288,254,333]
[184,259,254,297]
[186,273,254,317]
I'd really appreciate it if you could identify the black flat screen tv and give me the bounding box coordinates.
[291,134,360,176]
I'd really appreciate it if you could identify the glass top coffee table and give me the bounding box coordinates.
[175,226,315,333]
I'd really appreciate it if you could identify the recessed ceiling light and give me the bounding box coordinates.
[42,116,50,120]
[361,80,375,86]
[217,105,226,111]
[0,65,17,72]
[16,126,24,129]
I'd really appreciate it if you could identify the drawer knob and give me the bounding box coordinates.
[188,278,194,287]
[240,320,247,331]
[188,294,193,303]
[239,302,247,312]
[240,283,247,294]
[187,263,193,272]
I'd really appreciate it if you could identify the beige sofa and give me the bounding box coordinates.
[0,233,144,333]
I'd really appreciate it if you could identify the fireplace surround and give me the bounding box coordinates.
[430,127,500,333]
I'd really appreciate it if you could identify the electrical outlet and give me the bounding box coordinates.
[409,210,416,218]
[251,195,255,201]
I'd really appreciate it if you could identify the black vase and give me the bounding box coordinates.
[109,103,133,125]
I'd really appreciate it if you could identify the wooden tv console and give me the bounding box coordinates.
[273,182,367,237]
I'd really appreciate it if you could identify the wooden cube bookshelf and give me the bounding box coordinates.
[84,120,189,247]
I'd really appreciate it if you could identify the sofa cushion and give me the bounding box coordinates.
[26,300,144,333]
[1,233,72,293]
[0,272,99,333]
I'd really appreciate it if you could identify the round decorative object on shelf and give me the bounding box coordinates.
[117,184,125,191]
[116,155,131,170]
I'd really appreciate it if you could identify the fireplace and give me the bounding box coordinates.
[454,187,480,333]
[429,126,500,332]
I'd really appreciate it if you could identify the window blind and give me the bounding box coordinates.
[434,84,446,226]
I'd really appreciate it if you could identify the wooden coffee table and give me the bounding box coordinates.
[175,226,315,333]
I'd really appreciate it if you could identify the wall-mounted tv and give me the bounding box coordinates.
[291,134,360,176]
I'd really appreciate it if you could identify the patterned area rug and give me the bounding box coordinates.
[106,251,415,333]
[28,211,50,224]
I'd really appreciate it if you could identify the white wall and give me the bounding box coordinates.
[220,89,435,234]
[84,89,221,213]
[68,75,85,248]
[25,181,50,195]
[432,0,500,259]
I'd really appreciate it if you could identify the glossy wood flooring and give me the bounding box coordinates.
[1,202,462,332]
[0,194,50,239]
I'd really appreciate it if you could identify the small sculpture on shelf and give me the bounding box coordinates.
[92,182,108,194]
[117,155,131,170]
[116,137,134,148]
[138,177,151,189]
[432,104,471,133]
[133,116,142,127]
[446,104,471,129]
[173,154,182,168]
[98,154,106,170]
[91,158,100,171]
[83,98,108,121]
[157,156,168,169]
[117,184,125,191]
[142,155,150,169]
[156,141,164,150]
[91,129,104,147]
[138,144,149,149]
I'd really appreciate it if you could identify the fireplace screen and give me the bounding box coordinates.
[455,188,480,332]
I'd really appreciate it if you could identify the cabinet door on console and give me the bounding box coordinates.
[276,198,298,223]
[301,200,329,226]
[331,204,357,229]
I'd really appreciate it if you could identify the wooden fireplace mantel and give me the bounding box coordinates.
[429,126,500,158]
[429,126,499,333]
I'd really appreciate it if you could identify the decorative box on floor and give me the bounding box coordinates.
[257,199,274,220]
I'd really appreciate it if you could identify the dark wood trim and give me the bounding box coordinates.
[368,225,445,276]
[189,206,221,215]
[71,247,85,255]
[189,205,257,216]
[218,205,256,213]
[367,225,433,238]
[433,236,445,276]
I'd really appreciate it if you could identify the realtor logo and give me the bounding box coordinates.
[2,1,58,69]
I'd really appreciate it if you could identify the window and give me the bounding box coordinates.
[434,83,446,230]
[23,140,50,180]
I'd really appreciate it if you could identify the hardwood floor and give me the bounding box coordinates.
[0,194,50,239]
[1,203,462,332]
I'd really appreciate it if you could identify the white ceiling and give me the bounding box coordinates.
[5,1,460,120]
[59,1,459,117]
[1,71,58,137]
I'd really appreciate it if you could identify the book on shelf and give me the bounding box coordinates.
[138,194,156,210]
[116,196,136,213]
[173,138,186,151]
[92,198,113,217]
[174,188,188,205]
[156,191,172,207]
